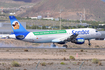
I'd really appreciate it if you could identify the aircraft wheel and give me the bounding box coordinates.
[52,43,56,47]
[88,39,91,46]
[63,45,68,48]
[89,43,91,46]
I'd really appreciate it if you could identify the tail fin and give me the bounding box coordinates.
[9,16,28,33]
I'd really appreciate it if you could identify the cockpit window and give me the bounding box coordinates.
[96,31,98,32]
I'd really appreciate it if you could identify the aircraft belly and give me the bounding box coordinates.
[34,34,67,43]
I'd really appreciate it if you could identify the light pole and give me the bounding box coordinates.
[59,9,63,30]
[80,13,82,24]
[84,8,85,21]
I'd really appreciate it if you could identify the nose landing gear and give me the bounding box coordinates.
[88,39,91,46]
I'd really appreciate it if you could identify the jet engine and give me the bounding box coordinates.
[57,42,65,44]
[71,38,85,44]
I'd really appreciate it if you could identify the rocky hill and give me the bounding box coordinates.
[0,0,105,21]
[19,0,105,21]
[13,0,42,3]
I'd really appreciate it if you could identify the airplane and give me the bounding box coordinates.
[8,16,101,48]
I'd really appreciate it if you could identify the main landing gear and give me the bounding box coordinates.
[88,39,91,46]
[63,44,68,48]
[52,43,68,48]
[52,43,56,47]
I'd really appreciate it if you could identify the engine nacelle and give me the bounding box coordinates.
[75,38,85,44]
[57,42,65,44]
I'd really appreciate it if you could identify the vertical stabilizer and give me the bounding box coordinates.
[9,16,28,33]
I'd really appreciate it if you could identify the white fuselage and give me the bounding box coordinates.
[22,28,101,43]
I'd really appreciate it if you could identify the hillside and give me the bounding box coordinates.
[0,0,34,8]
[13,0,42,3]
[19,0,105,21]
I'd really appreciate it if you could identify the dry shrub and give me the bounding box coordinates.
[48,62,53,65]
[63,49,67,52]
[98,62,102,66]
[77,62,81,65]
[68,67,71,69]
[63,57,66,61]
[95,45,100,48]
[80,49,83,52]
[11,61,20,67]
[41,62,46,66]
[24,49,28,52]
[60,62,65,65]
[6,50,9,52]
[59,49,66,52]
[28,58,31,61]
[92,58,99,64]
[69,56,75,60]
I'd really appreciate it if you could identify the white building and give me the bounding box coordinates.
[30,17,38,19]
[43,17,54,20]
[99,24,105,26]
[9,12,16,15]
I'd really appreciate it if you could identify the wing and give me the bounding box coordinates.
[52,33,78,43]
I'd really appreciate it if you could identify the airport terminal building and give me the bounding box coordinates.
[0,22,105,40]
